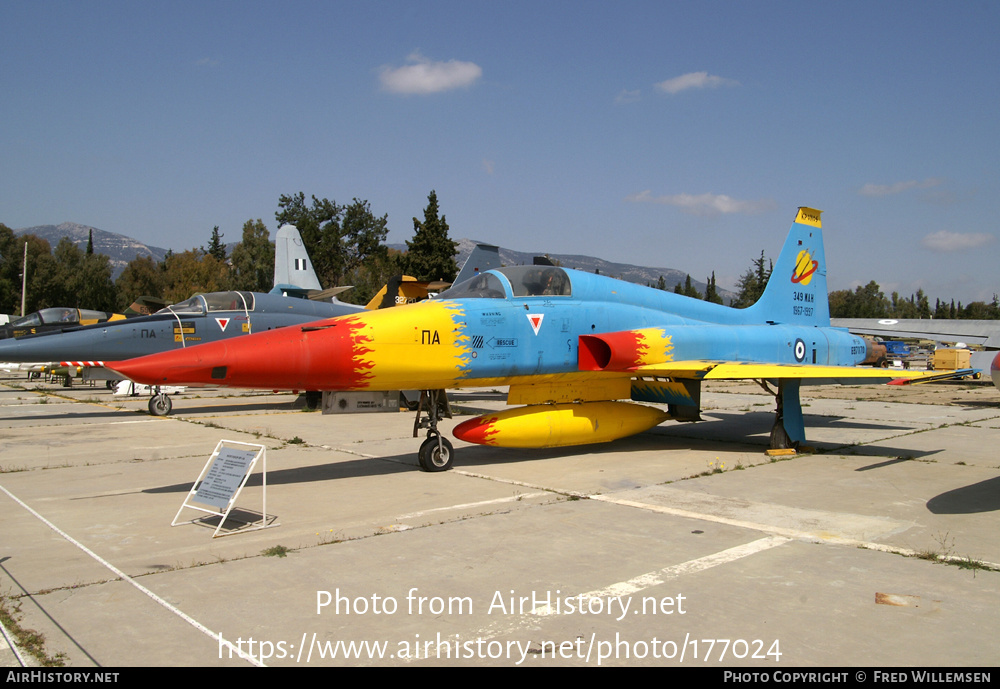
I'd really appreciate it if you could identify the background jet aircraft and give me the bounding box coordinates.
[0,225,366,414]
[108,208,971,471]
[0,307,126,340]
[831,318,1000,391]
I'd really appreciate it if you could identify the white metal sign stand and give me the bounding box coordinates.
[172,440,274,538]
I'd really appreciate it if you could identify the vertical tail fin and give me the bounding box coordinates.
[743,207,830,326]
[454,243,501,285]
[272,224,322,294]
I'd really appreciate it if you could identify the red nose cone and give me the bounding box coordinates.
[105,314,372,391]
[105,345,226,386]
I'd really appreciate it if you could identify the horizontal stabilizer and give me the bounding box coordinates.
[887,368,978,385]
[632,360,976,385]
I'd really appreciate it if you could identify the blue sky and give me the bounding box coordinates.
[3,1,997,303]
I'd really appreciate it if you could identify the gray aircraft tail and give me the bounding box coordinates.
[454,243,501,285]
[271,224,323,296]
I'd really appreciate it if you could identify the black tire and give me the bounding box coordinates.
[418,436,454,472]
[149,394,172,416]
[769,419,796,450]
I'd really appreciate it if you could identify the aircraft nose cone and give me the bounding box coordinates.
[106,349,225,386]
[105,315,370,390]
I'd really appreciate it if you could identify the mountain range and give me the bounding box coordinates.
[14,223,170,276]
[13,223,730,299]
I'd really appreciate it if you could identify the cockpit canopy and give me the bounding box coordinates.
[437,266,572,300]
[155,292,256,315]
[11,308,110,327]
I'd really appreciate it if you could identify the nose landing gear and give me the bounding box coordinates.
[413,389,454,471]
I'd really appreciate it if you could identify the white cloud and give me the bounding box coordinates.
[858,178,943,197]
[379,51,482,95]
[615,88,641,104]
[654,71,739,95]
[625,191,776,216]
[920,230,994,252]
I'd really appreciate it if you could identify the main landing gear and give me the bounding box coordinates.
[412,389,454,472]
[756,379,805,450]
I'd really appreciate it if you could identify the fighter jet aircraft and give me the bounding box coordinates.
[0,307,127,340]
[0,225,366,414]
[830,317,1000,391]
[108,208,972,470]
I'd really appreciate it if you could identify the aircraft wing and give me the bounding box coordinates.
[630,361,976,385]
[831,318,1000,348]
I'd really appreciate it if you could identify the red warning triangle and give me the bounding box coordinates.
[527,313,543,335]
[216,318,230,331]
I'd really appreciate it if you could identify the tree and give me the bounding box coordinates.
[704,271,723,304]
[275,193,390,293]
[915,289,931,319]
[115,255,166,311]
[229,220,274,292]
[681,274,700,299]
[204,226,227,261]
[49,238,117,311]
[276,192,344,288]
[732,251,772,308]
[890,291,916,318]
[0,224,21,313]
[404,190,458,282]
[828,281,889,318]
[19,235,59,314]
[934,298,949,319]
[161,250,229,303]
[961,301,999,319]
[336,199,392,304]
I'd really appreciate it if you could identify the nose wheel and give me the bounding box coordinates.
[418,433,454,472]
[413,389,454,471]
[148,390,173,416]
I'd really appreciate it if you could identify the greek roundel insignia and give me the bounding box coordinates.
[793,338,806,362]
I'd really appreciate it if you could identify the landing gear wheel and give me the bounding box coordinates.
[305,390,322,409]
[769,420,796,450]
[418,435,454,472]
[412,389,454,471]
[149,393,172,416]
